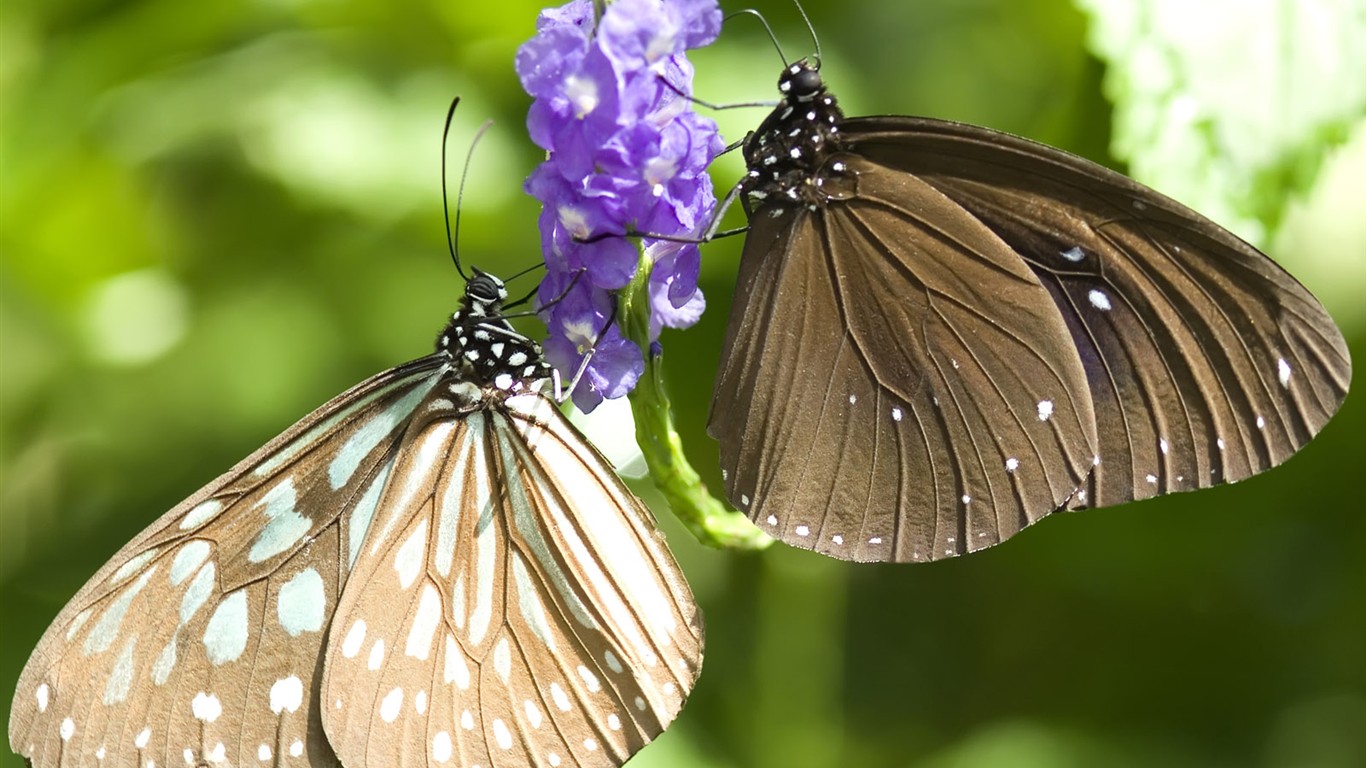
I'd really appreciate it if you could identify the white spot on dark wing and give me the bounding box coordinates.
[269,675,304,714]
[192,691,222,722]
[380,688,404,722]
[1216,437,1225,451]
[1061,246,1085,262]
[765,514,777,526]
[741,494,750,506]
[1005,457,1020,472]
[179,499,223,530]
[1256,415,1265,430]
[60,717,74,741]
[1088,289,1112,311]
[891,406,903,422]
[961,494,971,505]
[35,683,49,713]
[1159,438,1169,455]
[203,590,249,665]
[342,619,367,658]
[1145,474,1158,484]
[868,537,883,545]
[277,567,325,636]
[794,525,810,537]
[832,535,844,545]
[1277,358,1292,387]
[848,394,857,405]
[1037,400,1053,421]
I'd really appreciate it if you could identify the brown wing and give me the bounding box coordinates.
[8,360,443,767]
[321,393,702,768]
[710,155,1099,562]
[845,117,1351,509]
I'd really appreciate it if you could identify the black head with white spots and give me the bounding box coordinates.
[437,270,552,397]
[742,58,849,211]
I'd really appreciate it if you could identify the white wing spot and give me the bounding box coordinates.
[192,692,222,723]
[1087,289,1112,311]
[269,675,303,715]
[103,636,136,705]
[394,519,429,589]
[415,690,428,715]
[608,713,622,731]
[179,499,223,530]
[135,728,151,749]
[741,494,751,506]
[432,731,453,763]
[493,719,513,750]
[35,684,49,713]
[380,687,404,723]
[169,541,211,587]
[832,535,844,545]
[604,650,623,674]
[1216,437,1225,451]
[247,478,309,563]
[494,639,513,683]
[578,665,601,692]
[634,696,646,711]
[208,742,225,762]
[525,699,544,728]
[444,635,470,689]
[869,537,883,545]
[1061,246,1085,262]
[377,683,401,721]
[111,548,159,585]
[1146,474,1158,484]
[848,394,857,405]
[367,639,386,671]
[584,738,598,751]
[461,710,475,730]
[342,619,367,658]
[59,717,74,741]
[549,753,562,767]
[794,525,810,537]
[277,567,325,636]
[1037,400,1053,421]
[203,591,249,665]
[961,494,971,505]
[550,682,572,711]
[1256,415,1265,430]
[405,584,441,660]
[290,739,304,757]
[1159,438,1169,455]
[258,744,271,761]
[765,515,777,526]
[1005,457,1020,472]
[1277,358,1292,387]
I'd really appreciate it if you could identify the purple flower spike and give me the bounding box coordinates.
[519,0,724,411]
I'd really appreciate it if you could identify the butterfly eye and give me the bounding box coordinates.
[467,273,506,304]
[790,68,823,98]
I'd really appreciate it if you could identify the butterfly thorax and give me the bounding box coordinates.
[742,59,855,212]
[436,270,552,399]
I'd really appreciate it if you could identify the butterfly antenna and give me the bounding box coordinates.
[440,98,470,280]
[792,0,821,66]
[725,9,787,66]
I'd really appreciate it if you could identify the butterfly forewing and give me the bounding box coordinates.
[321,392,701,768]
[9,361,443,766]
[714,155,1099,562]
[710,60,1349,563]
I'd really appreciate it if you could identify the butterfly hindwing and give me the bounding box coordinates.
[843,116,1352,508]
[9,361,443,767]
[321,392,701,768]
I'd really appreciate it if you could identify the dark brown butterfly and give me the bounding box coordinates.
[708,58,1351,564]
[9,270,701,767]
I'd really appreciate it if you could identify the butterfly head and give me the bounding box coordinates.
[464,267,509,317]
[778,58,826,104]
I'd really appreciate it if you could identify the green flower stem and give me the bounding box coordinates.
[618,250,771,552]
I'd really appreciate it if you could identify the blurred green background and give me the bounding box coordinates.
[2,1,1363,767]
